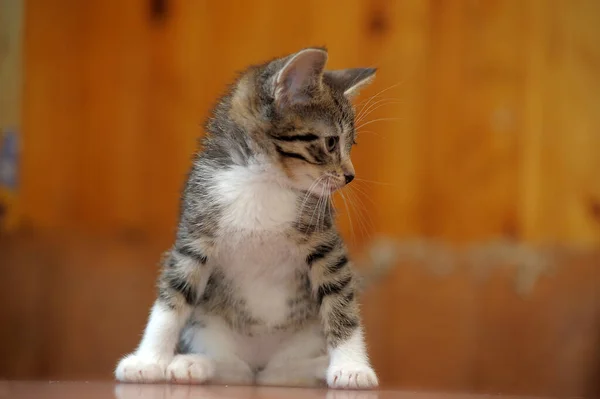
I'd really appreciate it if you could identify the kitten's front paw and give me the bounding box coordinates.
[115,354,169,383]
[327,363,378,389]
[167,354,215,384]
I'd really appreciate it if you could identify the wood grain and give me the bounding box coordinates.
[19,0,600,244]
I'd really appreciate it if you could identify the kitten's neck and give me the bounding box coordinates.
[209,160,299,232]
[203,159,333,235]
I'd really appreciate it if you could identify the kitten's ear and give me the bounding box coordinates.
[324,68,377,99]
[274,48,328,109]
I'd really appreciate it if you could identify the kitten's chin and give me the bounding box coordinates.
[306,181,343,197]
[283,171,343,196]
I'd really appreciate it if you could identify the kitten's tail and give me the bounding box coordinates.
[355,237,400,292]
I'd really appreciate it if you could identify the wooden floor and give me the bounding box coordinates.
[0,382,541,399]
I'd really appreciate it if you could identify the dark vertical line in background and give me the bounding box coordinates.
[149,0,167,24]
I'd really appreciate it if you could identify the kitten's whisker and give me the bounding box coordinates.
[356,81,404,112]
[318,183,332,232]
[298,187,318,228]
[354,85,402,108]
[324,181,333,230]
[315,185,325,231]
[354,177,395,186]
[355,82,404,121]
[298,176,324,217]
[314,181,328,231]
[301,176,326,209]
[307,179,326,231]
[348,189,369,237]
[355,99,405,125]
[315,185,326,230]
[338,189,355,243]
[328,189,334,225]
[356,117,403,130]
[356,97,399,122]
[351,190,378,237]
[348,183,377,206]
[347,187,375,240]
[355,103,404,128]
[344,187,368,240]
[320,183,330,231]
[356,129,382,138]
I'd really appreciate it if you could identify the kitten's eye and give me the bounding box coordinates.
[326,136,339,152]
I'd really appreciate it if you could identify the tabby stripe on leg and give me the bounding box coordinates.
[317,275,352,305]
[166,274,197,305]
[326,255,348,273]
[175,245,208,265]
[306,238,340,266]
[166,256,177,268]
[342,291,354,304]
[337,314,359,330]
[329,315,360,343]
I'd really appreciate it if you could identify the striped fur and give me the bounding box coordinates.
[116,48,380,389]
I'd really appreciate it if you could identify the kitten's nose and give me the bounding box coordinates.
[344,173,355,185]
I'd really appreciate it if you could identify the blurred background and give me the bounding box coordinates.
[1,0,600,396]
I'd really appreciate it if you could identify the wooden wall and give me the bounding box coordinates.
[19,0,600,245]
[1,0,600,396]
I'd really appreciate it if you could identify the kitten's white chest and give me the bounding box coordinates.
[212,164,304,327]
[217,233,302,326]
[214,165,297,231]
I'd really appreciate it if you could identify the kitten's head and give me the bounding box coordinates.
[209,48,376,196]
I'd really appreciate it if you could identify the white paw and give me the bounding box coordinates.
[327,363,379,389]
[115,354,170,383]
[166,354,215,384]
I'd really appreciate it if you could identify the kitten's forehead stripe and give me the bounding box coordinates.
[306,143,328,165]
[270,133,320,142]
[275,145,314,164]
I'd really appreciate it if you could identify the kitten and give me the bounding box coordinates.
[115,47,380,389]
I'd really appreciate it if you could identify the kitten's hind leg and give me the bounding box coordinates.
[179,316,255,385]
[257,355,328,388]
[256,323,328,388]
[166,354,215,384]
[165,353,253,386]
[210,358,256,386]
